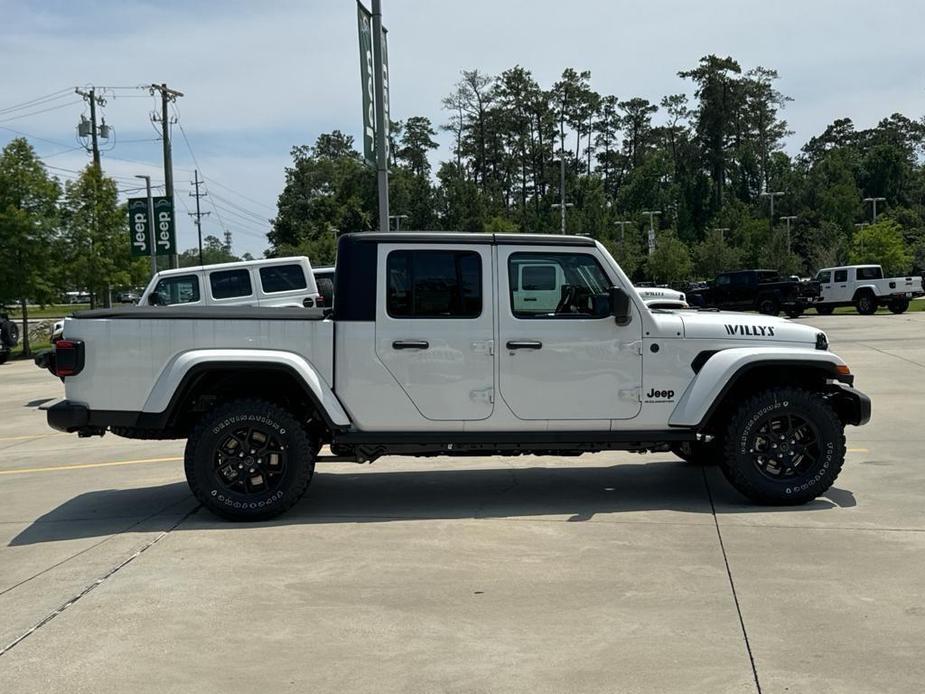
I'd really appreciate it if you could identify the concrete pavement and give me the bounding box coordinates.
[0,312,923,693]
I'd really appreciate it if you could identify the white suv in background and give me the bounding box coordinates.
[139,257,323,310]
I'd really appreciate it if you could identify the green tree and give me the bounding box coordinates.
[645,232,693,283]
[694,229,742,278]
[179,235,241,267]
[849,219,912,275]
[61,164,144,308]
[0,138,61,357]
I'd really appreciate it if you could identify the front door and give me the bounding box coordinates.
[374,243,495,421]
[498,246,643,421]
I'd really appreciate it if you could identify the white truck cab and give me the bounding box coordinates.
[39,232,870,521]
[139,256,323,310]
[814,264,923,315]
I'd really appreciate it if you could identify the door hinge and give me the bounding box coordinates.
[470,387,494,404]
[472,340,494,356]
[618,386,641,402]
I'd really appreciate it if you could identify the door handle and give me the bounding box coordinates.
[506,340,542,350]
[392,340,429,350]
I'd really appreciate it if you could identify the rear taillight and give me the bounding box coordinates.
[54,340,85,377]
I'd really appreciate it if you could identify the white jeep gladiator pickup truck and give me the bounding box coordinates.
[38,232,870,520]
[814,264,924,315]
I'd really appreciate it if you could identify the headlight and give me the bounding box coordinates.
[815,332,829,350]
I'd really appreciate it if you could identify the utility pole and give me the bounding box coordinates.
[75,88,108,167]
[189,169,210,266]
[371,0,390,232]
[761,190,785,225]
[711,227,730,242]
[135,175,158,277]
[780,216,798,254]
[863,196,886,223]
[150,83,183,268]
[614,220,631,244]
[642,210,661,255]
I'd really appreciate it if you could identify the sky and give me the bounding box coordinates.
[2,0,924,258]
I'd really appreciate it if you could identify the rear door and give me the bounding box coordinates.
[374,243,494,421]
[498,246,642,421]
[208,268,257,306]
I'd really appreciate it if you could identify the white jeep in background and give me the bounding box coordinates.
[38,232,870,521]
[814,264,923,315]
[139,256,324,310]
[635,286,689,310]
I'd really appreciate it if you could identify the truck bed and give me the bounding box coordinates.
[61,307,334,413]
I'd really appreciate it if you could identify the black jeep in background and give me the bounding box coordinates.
[1,312,20,365]
[686,269,820,317]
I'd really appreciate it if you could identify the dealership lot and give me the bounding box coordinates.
[0,311,923,693]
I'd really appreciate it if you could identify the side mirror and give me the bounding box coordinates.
[610,286,632,326]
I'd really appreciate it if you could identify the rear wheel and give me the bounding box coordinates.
[185,399,315,521]
[855,291,878,315]
[721,387,845,505]
[757,296,780,316]
[888,298,910,314]
[815,305,835,315]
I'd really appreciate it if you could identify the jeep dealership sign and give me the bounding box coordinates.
[128,197,176,256]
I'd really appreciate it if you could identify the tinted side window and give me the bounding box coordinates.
[716,275,731,286]
[834,269,848,283]
[387,250,481,318]
[817,271,831,283]
[508,252,611,318]
[260,264,307,293]
[210,269,253,299]
[856,266,883,280]
[152,275,200,305]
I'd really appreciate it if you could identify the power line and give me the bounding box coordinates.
[0,88,73,115]
[202,175,276,213]
[0,99,82,125]
[208,190,269,223]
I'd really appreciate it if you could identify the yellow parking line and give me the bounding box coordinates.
[0,434,66,442]
[0,456,183,476]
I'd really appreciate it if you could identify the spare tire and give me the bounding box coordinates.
[0,319,19,348]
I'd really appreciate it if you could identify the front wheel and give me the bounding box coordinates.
[757,296,781,316]
[888,298,910,314]
[185,399,315,521]
[720,387,845,505]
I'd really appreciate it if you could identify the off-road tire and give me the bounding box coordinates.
[721,387,845,505]
[785,307,803,319]
[888,298,910,314]
[757,296,780,316]
[815,305,835,315]
[0,320,19,348]
[671,437,723,465]
[855,290,878,315]
[185,399,315,521]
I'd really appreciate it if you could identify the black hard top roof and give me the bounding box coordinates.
[339,231,596,247]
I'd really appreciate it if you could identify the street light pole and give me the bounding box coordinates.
[388,214,408,231]
[615,220,631,244]
[135,175,158,277]
[863,197,886,223]
[642,210,661,255]
[761,190,785,224]
[711,227,730,242]
[780,216,798,254]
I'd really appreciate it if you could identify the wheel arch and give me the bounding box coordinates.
[142,350,351,435]
[851,285,878,301]
[669,349,850,432]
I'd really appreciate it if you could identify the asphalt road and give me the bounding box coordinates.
[1,312,923,693]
